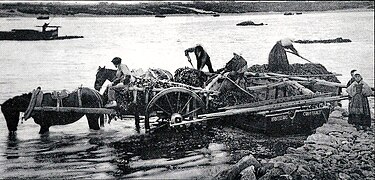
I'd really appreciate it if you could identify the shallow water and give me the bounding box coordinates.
[0,10,373,178]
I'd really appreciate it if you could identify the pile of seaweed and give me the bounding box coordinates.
[208,90,255,112]
[294,37,351,44]
[174,63,341,111]
[174,67,208,87]
[248,63,340,83]
[248,63,341,94]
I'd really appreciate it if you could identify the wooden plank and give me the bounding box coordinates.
[246,82,286,91]
[200,95,348,119]
[34,107,117,114]
[245,72,341,78]
[218,93,333,111]
[267,72,346,88]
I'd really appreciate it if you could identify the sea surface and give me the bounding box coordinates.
[0,10,374,179]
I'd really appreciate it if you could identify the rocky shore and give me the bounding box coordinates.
[214,98,375,180]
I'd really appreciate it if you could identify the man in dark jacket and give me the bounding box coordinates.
[185,44,215,73]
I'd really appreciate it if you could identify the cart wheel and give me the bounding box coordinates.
[145,87,206,131]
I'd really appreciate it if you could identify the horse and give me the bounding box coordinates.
[1,87,104,134]
[94,66,116,92]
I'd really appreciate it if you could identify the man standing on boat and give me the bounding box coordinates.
[42,23,49,32]
[268,38,299,72]
[185,44,215,73]
[105,57,134,108]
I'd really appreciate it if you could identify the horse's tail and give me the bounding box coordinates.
[85,87,106,127]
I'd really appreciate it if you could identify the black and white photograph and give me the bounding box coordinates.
[0,1,374,179]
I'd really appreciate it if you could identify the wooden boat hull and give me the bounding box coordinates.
[0,29,58,40]
[225,106,330,135]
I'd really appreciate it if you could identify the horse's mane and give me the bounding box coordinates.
[2,93,32,109]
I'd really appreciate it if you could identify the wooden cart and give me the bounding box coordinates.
[30,72,348,134]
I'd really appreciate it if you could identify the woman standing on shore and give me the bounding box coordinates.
[346,71,373,129]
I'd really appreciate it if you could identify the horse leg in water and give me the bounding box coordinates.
[86,114,100,130]
[32,116,51,134]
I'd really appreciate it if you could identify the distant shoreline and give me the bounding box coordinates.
[0,1,373,18]
[0,8,373,18]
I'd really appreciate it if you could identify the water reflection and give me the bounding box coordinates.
[111,125,231,178]
[1,129,117,179]
[6,133,20,159]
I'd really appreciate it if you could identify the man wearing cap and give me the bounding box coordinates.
[185,44,215,73]
[268,38,299,72]
[105,57,133,108]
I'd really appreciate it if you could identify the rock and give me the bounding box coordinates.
[339,172,350,180]
[350,173,361,179]
[214,155,260,180]
[305,134,340,148]
[274,162,297,175]
[293,165,310,176]
[236,21,266,26]
[257,163,274,177]
[258,168,284,180]
[240,165,256,180]
[279,174,293,180]
[294,37,352,44]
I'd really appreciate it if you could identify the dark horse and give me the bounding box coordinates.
[94,66,116,92]
[1,87,104,134]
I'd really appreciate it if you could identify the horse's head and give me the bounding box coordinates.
[1,93,32,133]
[94,66,116,91]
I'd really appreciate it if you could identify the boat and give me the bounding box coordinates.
[0,25,82,41]
[213,14,220,17]
[0,28,58,40]
[296,12,303,15]
[228,105,330,135]
[37,16,49,20]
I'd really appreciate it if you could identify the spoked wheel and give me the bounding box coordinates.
[145,87,206,131]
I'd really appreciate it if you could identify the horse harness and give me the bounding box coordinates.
[23,87,84,121]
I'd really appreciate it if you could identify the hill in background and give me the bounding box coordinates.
[0,1,373,17]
